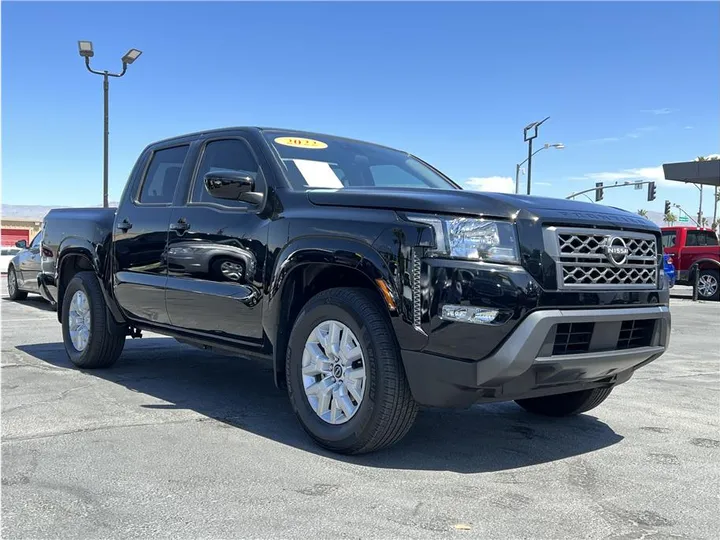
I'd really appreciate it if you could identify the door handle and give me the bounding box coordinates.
[170,218,190,232]
[117,219,133,232]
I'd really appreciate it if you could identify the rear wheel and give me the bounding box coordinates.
[515,387,613,417]
[7,267,27,301]
[286,287,418,455]
[697,269,719,301]
[61,271,126,369]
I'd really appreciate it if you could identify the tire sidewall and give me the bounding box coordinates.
[698,270,720,301]
[287,296,385,447]
[7,267,17,298]
[62,274,99,366]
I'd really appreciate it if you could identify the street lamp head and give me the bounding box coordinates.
[523,116,550,142]
[551,143,565,149]
[121,48,142,65]
[78,40,94,58]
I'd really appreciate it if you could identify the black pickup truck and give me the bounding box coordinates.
[37,127,671,454]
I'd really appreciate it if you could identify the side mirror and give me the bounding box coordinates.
[15,240,27,249]
[204,170,256,201]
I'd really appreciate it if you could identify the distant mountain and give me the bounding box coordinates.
[644,210,666,227]
[2,203,119,221]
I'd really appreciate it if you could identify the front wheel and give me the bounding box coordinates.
[697,269,720,301]
[515,387,613,417]
[61,271,126,369]
[286,287,418,455]
[7,267,28,301]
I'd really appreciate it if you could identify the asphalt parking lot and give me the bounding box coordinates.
[2,280,718,539]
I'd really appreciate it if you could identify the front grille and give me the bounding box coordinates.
[617,319,655,350]
[546,227,658,289]
[553,322,594,355]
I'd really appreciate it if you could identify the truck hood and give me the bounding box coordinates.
[307,188,659,231]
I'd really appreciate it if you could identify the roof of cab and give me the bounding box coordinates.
[145,126,406,154]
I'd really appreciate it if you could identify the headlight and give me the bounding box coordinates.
[407,214,519,264]
[168,247,199,256]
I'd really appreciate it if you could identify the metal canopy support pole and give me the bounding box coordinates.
[697,184,703,226]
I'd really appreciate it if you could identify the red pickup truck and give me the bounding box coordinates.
[661,226,720,300]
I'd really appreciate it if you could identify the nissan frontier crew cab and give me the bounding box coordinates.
[36,127,671,454]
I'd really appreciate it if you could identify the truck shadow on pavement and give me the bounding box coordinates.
[18,337,623,473]
[2,296,56,312]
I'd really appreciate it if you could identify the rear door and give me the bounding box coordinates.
[165,135,271,345]
[682,229,720,270]
[112,143,193,324]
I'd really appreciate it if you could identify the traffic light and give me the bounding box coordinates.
[595,182,604,202]
[664,200,671,214]
[647,181,657,201]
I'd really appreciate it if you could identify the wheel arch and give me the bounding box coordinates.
[264,237,400,388]
[689,258,720,279]
[56,244,125,325]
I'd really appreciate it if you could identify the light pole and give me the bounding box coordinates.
[78,41,142,208]
[522,116,551,195]
[515,142,564,194]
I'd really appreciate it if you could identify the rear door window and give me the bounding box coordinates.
[138,145,190,204]
[702,231,719,246]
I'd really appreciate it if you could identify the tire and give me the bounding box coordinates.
[286,287,418,455]
[515,387,614,417]
[7,267,28,301]
[61,271,126,369]
[697,269,720,301]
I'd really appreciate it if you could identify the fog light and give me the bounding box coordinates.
[441,304,500,325]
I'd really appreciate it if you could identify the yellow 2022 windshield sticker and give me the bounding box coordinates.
[274,137,328,149]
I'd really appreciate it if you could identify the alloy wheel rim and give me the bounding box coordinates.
[8,270,17,295]
[220,261,244,281]
[698,275,718,298]
[68,290,92,352]
[302,320,366,425]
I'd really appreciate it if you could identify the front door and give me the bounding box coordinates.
[113,143,192,324]
[165,137,269,345]
[17,230,43,291]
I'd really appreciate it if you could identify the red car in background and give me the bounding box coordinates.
[661,226,720,300]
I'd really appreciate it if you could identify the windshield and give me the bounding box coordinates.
[263,131,459,191]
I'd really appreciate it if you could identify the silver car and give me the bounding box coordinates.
[6,230,44,301]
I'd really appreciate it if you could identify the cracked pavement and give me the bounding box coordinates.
[1,281,719,539]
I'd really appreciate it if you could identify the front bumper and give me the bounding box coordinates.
[401,305,670,408]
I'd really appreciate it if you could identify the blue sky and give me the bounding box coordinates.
[2,1,719,218]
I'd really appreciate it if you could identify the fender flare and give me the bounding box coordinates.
[56,238,126,325]
[263,236,399,385]
[689,258,720,278]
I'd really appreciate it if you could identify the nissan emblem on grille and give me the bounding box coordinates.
[604,236,630,267]
[543,227,658,289]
